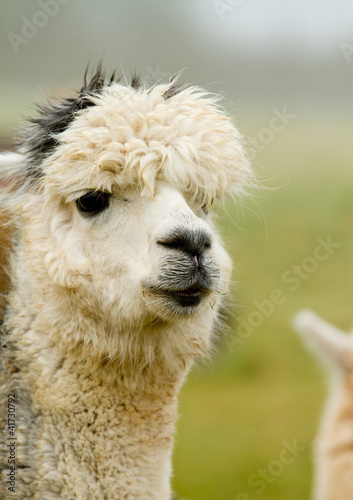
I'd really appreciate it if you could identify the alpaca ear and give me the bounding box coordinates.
[0,152,29,209]
[293,309,352,371]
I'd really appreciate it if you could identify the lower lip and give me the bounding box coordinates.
[168,289,203,307]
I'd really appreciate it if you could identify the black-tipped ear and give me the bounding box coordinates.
[20,63,120,183]
[130,72,141,89]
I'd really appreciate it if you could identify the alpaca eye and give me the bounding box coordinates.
[76,191,110,216]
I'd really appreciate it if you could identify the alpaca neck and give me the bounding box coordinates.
[6,319,182,500]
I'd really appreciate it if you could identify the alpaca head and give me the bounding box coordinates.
[1,68,253,371]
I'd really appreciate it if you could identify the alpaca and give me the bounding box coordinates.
[294,310,353,500]
[0,67,253,499]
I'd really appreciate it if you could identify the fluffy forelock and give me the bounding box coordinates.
[37,79,252,209]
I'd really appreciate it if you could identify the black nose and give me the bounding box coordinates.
[157,229,212,258]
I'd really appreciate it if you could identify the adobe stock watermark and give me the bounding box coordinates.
[227,235,340,351]
[213,0,245,21]
[236,439,306,499]
[339,41,353,63]
[248,107,296,154]
[8,0,73,54]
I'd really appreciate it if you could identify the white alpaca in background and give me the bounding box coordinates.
[294,310,353,500]
[0,67,253,499]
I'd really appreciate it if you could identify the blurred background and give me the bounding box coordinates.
[1,1,352,498]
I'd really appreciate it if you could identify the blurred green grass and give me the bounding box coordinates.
[173,114,353,500]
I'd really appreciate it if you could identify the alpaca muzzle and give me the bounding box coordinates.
[143,249,220,310]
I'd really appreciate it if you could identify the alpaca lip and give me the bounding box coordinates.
[168,288,203,307]
[144,281,209,308]
[166,283,208,308]
[173,284,202,296]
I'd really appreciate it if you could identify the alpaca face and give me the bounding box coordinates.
[39,179,231,328]
[1,71,252,362]
[81,182,229,322]
[20,79,250,331]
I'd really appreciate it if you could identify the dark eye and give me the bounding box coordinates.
[76,191,110,216]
